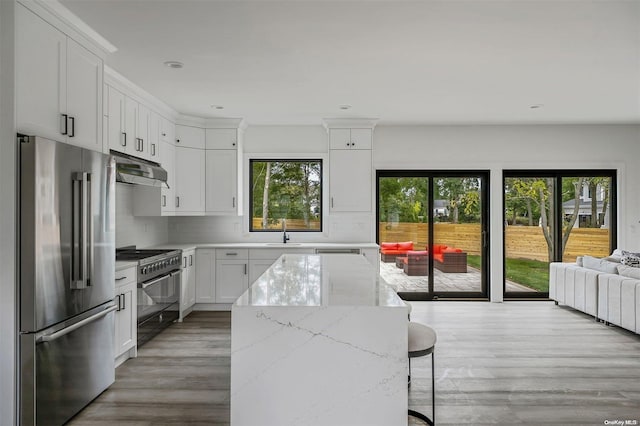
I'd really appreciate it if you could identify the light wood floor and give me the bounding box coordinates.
[69,302,640,426]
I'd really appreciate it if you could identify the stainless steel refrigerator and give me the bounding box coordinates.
[18,135,117,425]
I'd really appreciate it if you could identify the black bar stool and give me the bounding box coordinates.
[408,322,437,425]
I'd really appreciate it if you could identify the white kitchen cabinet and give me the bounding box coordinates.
[175,125,205,149]
[206,128,238,149]
[15,3,103,152]
[195,249,216,303]
[106,86,129,154]
[147,111,161,163]
[122,97,154,160]
[175,146,206,215]
[180,249,196,320]
[114,266,137,366]
[132,138,175,216]
[160,116,175,145]
[205,150,238,215]
[329,149,372,212]
[215,250,249,304]
[248,259,276,285]
[329,128,372,150]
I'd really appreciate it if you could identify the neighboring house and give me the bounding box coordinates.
[562,183,609,228]
[433,199,449,218]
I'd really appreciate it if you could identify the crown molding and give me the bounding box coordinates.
[322,118,378,131]
[105,66,179,121]
[19,0,117,55]
[175,115,247,130]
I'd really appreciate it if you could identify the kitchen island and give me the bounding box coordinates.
[230,254,408,426]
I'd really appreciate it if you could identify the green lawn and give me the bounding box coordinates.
[467,255,549,292]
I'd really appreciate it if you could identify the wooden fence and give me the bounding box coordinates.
[379,222,610,262]
[252,218,321,230]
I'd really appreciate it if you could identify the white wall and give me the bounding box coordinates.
[374,124,640,301]
[0,1,16,423]
[116,184,169,248]
[169,125,375,244]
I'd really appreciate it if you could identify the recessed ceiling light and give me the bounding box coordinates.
[210,105,224,110]
[530,104,544,109]
[163,61,184,69]
[339,104,352,110]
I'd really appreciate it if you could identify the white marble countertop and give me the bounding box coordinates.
[145,242,379,251]
[235,254,404,308]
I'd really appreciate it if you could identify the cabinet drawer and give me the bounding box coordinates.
[115,266,136,286]
[216,248,248,260]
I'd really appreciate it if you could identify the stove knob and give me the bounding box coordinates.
[142,267,147,274]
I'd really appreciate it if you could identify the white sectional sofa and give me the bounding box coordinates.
[549,255,640,335]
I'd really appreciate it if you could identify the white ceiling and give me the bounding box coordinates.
[61,0,640,126]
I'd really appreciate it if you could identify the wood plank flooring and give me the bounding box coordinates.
[69,302,640,426]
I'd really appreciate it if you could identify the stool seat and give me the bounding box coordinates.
[408,322,436,357]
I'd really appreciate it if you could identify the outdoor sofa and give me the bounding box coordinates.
[380,241,414,262]
[394,244,468,275]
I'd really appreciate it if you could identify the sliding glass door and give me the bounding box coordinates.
[503,171,616,298]
[377,171,489,300]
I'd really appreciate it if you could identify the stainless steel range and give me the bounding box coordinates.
[116,247,182,346]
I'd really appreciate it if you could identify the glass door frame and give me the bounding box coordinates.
[502,169,617,299]
[376,170,490,301]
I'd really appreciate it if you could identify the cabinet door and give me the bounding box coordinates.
[349,129,372,150]
[175,125,205,149]
[148,111,161,162]
[205,150,237,214]
[160,117,175,144]
[66,38,103,152]
[249,259,276,285]
[205,128,237,149]
[329,129,351,150]
[160,141,176,214]
[181,251,196,312]
[137,103,151,160]
[115,281,137,357]
[330,149,372,212]
[187,252,196,307]
[124,97,138,156]
[15,4,67,141]
[215,260,249,303]
[175,147,205,213]
[195,249,215,303]
[106,86,127,153]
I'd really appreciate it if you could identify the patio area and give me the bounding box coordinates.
[379,259,536,293]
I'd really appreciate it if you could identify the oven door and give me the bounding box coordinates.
[137,271,181,324]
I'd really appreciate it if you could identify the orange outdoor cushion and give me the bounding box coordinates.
[397,242,414,251]
[381,249,409,255]
[443,247,462,253]
[432,244,447,254]
[434,254,444,263]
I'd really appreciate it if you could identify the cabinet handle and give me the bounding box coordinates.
[140,138,144,152]
[68,116,75,138]
[151,143,156,156]
[176,139,180,144]
[122,292,125,310]
[189,254,193,266]
[60,114,68,135]
[351,141,355,147]
[244,264,247,275]
[232,197,235,208]
[176,196,180,208]
[115,276,127,281]
[115,294,121,311]
[346,142,350,147]
[226,252,238,256]
[183,256,187,268]
[162,132,166,137]
[121,132,127,147]
[232,141,236,147]
[331,197,334,208]
[162,195,166,207]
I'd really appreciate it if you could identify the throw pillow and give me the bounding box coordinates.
[582,255,619,274]
[609,249,624,261]
[620,250,640,267]
[617,264,640,279]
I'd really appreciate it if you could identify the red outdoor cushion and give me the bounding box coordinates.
[443,247,463,253]
[398,241,414,251]
[381,249,409,255]
[434,254,444,263]
[432,244,448,254]
[380,242,399,250]
[407,250,428,256]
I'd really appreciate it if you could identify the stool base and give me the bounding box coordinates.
[408,409,433,425]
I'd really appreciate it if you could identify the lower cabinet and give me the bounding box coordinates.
[195,249,215,303]
[215,260,249,303]
[180,249,196,320]
[114,266,137,366]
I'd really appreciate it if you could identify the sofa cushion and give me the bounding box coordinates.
[617,264,640,279]
[432,244,447,254]
[407,250,428,256]
[398,241,414,251]
[583,255,619,274]
[381,249,409,255]
[380,242,398,250]
[443,247,462,253]
[621,250,640,267]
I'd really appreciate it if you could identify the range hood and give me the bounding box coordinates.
[111,151,169,188]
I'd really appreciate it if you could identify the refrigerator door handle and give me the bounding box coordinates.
[86,173,94,286]
[72,172,89,289]
[37,305,118,343]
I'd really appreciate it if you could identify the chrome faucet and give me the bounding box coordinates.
[282,218,290,244]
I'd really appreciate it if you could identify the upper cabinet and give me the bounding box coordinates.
[16,3,103,152]
[205,128,237,149]
[176,125,206,149]
[329,128,372,150]
[160,116,175,145]
[204,127,243,216]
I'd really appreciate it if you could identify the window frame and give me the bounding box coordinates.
[248,158,324,233]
